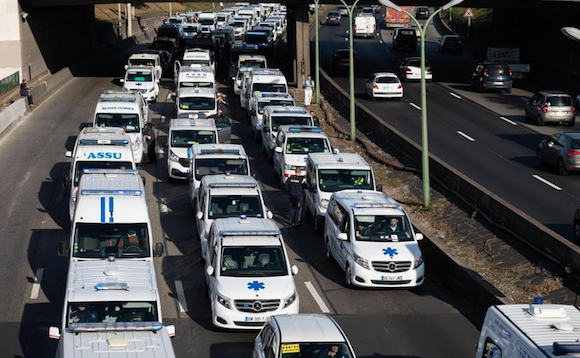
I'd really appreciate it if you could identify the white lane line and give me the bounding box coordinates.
[379,39,383,44]
[449,92,462,99]
[519,97,528,102]
[532,175,562,191]
[409,102,421,110]
[457,131,475,142]
[160,198,169,213]
[175,280,188,312]
[161,115,166,123]
[30,268,44,299]
[376,32,379,36]
[500,116,517,126]
[56,185,65,203]
[304,281,330,313]
[166,93,172,100]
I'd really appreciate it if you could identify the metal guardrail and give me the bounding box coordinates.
[0,72,19,97]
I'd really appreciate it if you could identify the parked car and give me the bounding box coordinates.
[399,57,432,81]
[438,35,463,53]
[392,27,417,51]
[365,72,403,100]
[332,49,358,74]
[537,131,580,175]
[526,91,576,126]
[471,63,513,93]
[326,11,342,25]
[415,6,429,19]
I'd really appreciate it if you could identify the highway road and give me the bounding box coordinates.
[317,11,580,241]
[0,30,480,358]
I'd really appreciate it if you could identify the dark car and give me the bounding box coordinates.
[471,63,513,93]
[438,35,463,53]
[151,37,179,65]
[332,49,358,74]
[393,28,417,51]
[157,24,183,44]
[537,132,580,175]
[415,7,429,19]
[243,31,272,57]
[326,11,342,25]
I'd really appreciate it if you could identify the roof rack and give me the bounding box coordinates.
[288,127,322,133]
[208,182,257,188]
[199,148,241,155]
[352,203,400,209]
[80,189,143,196]
[68,322,163,333]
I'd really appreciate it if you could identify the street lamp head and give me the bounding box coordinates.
[562,27,580,42]
[378,0,402,13]
[442,0,465,11]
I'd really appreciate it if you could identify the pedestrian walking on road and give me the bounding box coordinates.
[217,93,228,114]
[145,123,156,164]
[303,75,314,106]
[20,79,34,107]
[286,167,309,226]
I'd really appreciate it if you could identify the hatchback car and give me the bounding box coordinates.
[338,4,348,16]
[332,49,358,74]
[326,11,342,25]
[392,27,417,51]
[438,35,463,53]
[399,57,432,81]
[415,7,429,19]
[365,72,403,100]
[537,131,580,175]
[526,91,576,126]
[471,63,513,93]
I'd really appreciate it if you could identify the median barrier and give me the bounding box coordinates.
[0,99,27,137]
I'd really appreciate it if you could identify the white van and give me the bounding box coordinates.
[174,66,215,100]
[476,302,580,358]
[121,65,159,102]
[354,14,376,38]
[93,90,149,164]
[168,118,218,181]
[195,174,273,256]
[177,88,217,117]
[188,144,250,202]
[204,217,299,330]
[65,127,135,220]
[305,153,379,233]
[198,12,217,33]
[239,54,268,71]
[241,69,288,109]
[325,190,424,288]
[273,126,332,186]
[216,12,232,28]
[60,169,165,260]
[126,53,163,79]
[48,258,175,357]
[234,68,252,96]
[261,106,313,161]
[250,92,295,140]
[238,8,258,27]
[177,49,215,72]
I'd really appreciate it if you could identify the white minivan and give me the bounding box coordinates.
[241,69,288,110]
[121,65,159,102]
[250,92,295,141]
[177,88,217,117]
[261,106,313,161]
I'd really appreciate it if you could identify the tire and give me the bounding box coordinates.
[345,265,353,287]
[568,120,576,127]
[558,159,569,176]
[537,114,545,127]
[505,87,512,94]
[536,150,544,166]
[325,238,333,261]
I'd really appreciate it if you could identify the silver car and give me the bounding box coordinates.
[537,132,580,175]
[526,91,576,126]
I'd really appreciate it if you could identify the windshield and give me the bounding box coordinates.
[171,130,216,147]
[285,137,330,155]
[74,161,133,187]
[328,12,339,17]
[271,116,311,132]
[355,215,414,242]
[220,246,288,277]
[73,223,151,258]
[244,34,268,44]
[376,76,399,84]
[231,21,245,28]
[180,80,213,88]
[129,59,155,67]
[253,83,287,93]
[240,60,266,69]
[199,18,215,25]
[547,96,572,106]
[125,70,153,82]
[258,100,293,114]
[217,15,227,21]
[318,169,373,192]
[208,195,264,219]
[168,18,181,24]
[194,158,248,180]
[179,97,215,110]
[281,343,353,358]
[95,113,140,133]
[183,60,211,67]
[67,302,157,326]
[158,28,178,38]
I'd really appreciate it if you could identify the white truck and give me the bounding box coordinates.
[354,14,376,38]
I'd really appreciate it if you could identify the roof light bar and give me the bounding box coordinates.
[81,189,143,195]
[95,282,129,291]
[79,139,129,146]
[69,321,163,333]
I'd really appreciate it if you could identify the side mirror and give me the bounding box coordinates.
[332,148,340,154]
[166,325,176,337]
[197,211,204,220]
[291,265,299,275]
[415,233,424,241]
[376,184,383,192]
[141,176,147,185]
[274,147,283,153]
[337,233,348,241]
[58,242,70,257]
[206,265,215,276]
[266,210,273,219]
[65,150,72,158]
[154,242,165,257]
[48,327,61,340]
[124,65,128,70]
[120,78,125,83]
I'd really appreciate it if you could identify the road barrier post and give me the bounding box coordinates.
[339,0,360,142]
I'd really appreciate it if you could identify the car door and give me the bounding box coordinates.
[334,204,349,268]
[545,134,562,165]
[206,238,218,292]
[365,75,375,93]
[155,58,162,79]
[174,60,181,87]
[253,324,274,358]
[527,93,542,118]
[305,162,317,215]
[273,132,284,175]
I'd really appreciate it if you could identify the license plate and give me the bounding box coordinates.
[493,82,503,85]
[381,275,402,281]
[245,316,267,322]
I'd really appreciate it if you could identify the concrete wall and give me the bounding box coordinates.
[0,0,23,84]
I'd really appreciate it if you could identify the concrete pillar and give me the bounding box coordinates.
[287,4,310,86]
[0,0,23,86]
[126,3,132,37]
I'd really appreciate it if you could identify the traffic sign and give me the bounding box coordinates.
[463,8,474,18]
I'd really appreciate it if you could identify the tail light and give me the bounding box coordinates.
[483,69,488,77]
[373,24,376,31]
[373,83,379,89]
[405,67,412,73]
[509,68,512,76]
[397,83,403,89]
[573,107,576,113]
[568,151,580,156]
[354,24,357,31]
[542,106,549,113]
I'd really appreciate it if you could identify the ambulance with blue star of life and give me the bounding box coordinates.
[167,118,219,181]
[48,257,176,357]
[204,217,299,330]
[59,169,165,261]
[64,127,136,220]
[324,190,424,288]
[249,92,295,141]
[93,90,149,165]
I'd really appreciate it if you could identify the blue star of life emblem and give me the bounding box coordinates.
[383,247,398,258]
[247,281,265,291]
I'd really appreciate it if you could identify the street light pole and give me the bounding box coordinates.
[339,0,360,142]
[379,0,464,208]
[314,0,321,104]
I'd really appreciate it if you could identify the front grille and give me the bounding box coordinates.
[234,321,266,327]
[234,299,280,313]
[179,158,191,167]
[372,261,412,273]
[371,280,412,285]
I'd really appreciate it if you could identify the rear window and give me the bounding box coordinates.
[328,12,339,16]
[547,96,572,106]
[376,76,399,84]
[398,29,415,36]
[445,36,461,43]
[244,34,268,43]
[486,65,510,75]
[408,60,430,67]
[335,51,349,58]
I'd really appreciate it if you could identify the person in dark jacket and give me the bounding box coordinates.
[20,79,34,107]
[144,123,156,164]
[286,167,309,226]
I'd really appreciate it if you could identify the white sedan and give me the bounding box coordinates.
[399,57,433,81]
[365,72,403,100]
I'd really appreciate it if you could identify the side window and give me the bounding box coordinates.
[338,204,348,233]
[366,75,375,83]
[266,333,277,358]
[199,188,206,214]
[260,324,273,345]
[343,215,351,237]
[481,338,502,358]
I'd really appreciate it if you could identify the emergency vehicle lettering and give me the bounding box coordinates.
[185,73,211,79]
[101,106,135,111]
[87,152,123,160]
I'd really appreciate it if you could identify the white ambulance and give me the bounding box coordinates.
[167,118,219,181]
[250,92,295,141]
[175,49,215,74]
[261,106,313,161]
[273,126,332,186]
[48,258,176,357]
[195,174,272,257]
[120,65,159,102]
[93,90,149,165]
[173,66,216,101]
[325,190,424,288]
[59,169,164,260]
[125,53,163,79]
[177,88,217,117]
[204,217,299,330]
[305,153,380,233]
[65,127,135,220]
[241,69,288,110]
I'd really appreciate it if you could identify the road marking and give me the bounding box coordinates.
[175,280,188,313]
[500,116,517,126]
[56,185,65,203]
[449,92,462,99]
[30,268,44,299]
[376,32,379,36]
[457,131,475,142]
[379,39,383,44]
[409,102,421,110]
[160,198,168,214]
[532,175,562,191]
[166,93,172,100]
[161,115,166,123]
[304,281,330,313]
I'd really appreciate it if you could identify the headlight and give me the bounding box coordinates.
[284,164,296,171]
[217,294,232,309]
[320,199,329,209]
[134,137,141,148]
[283,291,297,308]
[354,253,370,270]
[169,150,179,162]
[413,256,424,269]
